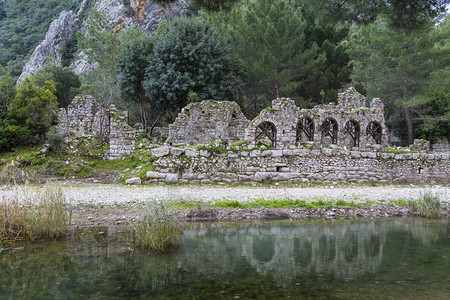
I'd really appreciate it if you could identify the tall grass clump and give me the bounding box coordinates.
[0,187,71,246]
[131,201,182,253]
[0,161,38,185]
[409,192,441,218]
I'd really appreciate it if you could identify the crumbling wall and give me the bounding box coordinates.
[246,88,390,150]
[166,100,249,146]
[55,95,136,159]
[55,95,100,136]
[109,105,136,159]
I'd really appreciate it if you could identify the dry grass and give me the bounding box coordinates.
[130,201,182,253]
[0,161,39,186]
[0,187,71,246]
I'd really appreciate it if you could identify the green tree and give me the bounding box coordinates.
[34,63,81,108]
[117,27,154,130]
[78,9,122,134]
[0,73,16,120]
[349,17,447,144]
[143,17,238,113]
[6,76,58,146]
[203,0,352,115]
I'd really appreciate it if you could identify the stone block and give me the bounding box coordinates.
[182,173,197,180]
[250,150,261,157]
[151,146,170,157]
[271,150,283,157]
[261,150,272,157]
[200,150,211,157]
[171,148,185,156]
[273,173,302,181]
[252,172,268,182]
[146,171,167,179]
[165,173,179,183]
[185,148,199,157]
[125,177,141,185]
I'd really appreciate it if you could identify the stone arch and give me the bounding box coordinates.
[344,120,360,147]
[321,118,338,146]
[255,121,277,148]
[367,121,382,144]
[296,117,314,143]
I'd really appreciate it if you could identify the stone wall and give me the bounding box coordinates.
[166,100,249,146]
[246,88,390,150]
[146,144,449,184]
[109,105,136,159]
[55,95,136,159]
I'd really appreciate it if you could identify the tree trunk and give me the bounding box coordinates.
[139,88,148,130]
[273,65,280,98]
[403,71,414,145]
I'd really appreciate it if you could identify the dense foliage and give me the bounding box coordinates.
[143,17,238,112]
[0,77,58,151]
[0,0,79,78]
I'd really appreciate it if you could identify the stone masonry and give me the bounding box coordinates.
[146,144,449,184]
[55,95,136,159]
[166,100,249,146]
[246,88,389,150]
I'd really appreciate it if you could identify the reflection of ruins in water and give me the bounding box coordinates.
[180,219,445,281]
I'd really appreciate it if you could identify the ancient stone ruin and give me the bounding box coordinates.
[55,95,136,159]
[55,88,449,184]
[166,100,249,146]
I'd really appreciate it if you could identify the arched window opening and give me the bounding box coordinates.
[344,120,360,147]
[321,118,338,145]
[367,121,382,144]
[296,117,314,143]
[255,121,277,148]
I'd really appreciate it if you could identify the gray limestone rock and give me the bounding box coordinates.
[125,177,141,185]
[151,146,170,157]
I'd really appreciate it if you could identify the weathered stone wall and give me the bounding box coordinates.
[146,145,449,184]
[55,95,101,136]
[166,100,249,146]
[55,95,136,159]
[246,88,390,150]
[109,105,136,159]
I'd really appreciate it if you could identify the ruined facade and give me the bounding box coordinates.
[167,88,389,150]
[166,100,249,146]
[55,96,135,159]
[246,88,389,150]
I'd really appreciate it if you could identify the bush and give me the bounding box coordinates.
[130,201,181,253]
[46,129,64,152]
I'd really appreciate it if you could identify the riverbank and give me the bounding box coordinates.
[2,183,448,227]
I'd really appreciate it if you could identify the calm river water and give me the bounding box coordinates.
[1,218,449,299]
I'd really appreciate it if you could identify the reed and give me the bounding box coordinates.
[0,187,70,246]
[0,161,38,185]
[409,191,441,218]
[131,201,181,253]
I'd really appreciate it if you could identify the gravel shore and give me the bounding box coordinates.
[3,182,448,205]
[2,183,448,227]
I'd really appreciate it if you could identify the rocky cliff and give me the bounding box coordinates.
[18,0,190,82]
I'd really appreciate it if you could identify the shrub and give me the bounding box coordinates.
[0,187,70,246]
[46,129,64,152]
[409,192,441,218]
[130,201,181,253]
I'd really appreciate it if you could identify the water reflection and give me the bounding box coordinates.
[1,218,448,299]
